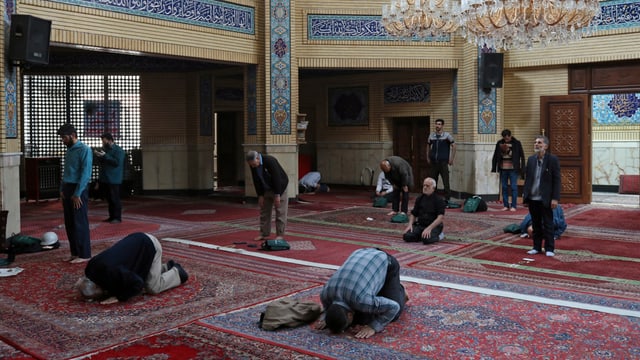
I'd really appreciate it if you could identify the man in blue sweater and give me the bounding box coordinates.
[58,123,93,264]
[94,132,126,223]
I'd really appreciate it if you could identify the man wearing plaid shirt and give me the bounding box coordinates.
[316,248,407,338]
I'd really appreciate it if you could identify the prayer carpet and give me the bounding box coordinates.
[5,193,640,358]
[0,242,319,360]
[199,284,640,359]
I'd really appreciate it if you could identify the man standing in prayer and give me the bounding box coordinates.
[426,118,456,202]
[522,135,561,257]
[58,123,93,264]
[94,132,126,223]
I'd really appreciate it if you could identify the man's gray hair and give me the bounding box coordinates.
[425,177,437,187]
[536,135,550,145]
[246,150,259,162]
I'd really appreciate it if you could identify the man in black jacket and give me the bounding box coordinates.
[380,156,413,216]
[522,135,561,257]
[246,150,290,241]
[75,232,188,304]
[403,177,446,244]
[491,129,526,211]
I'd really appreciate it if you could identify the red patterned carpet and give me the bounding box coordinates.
[200,284,640,359]
[0,240,318,359]
[2,192,640,358]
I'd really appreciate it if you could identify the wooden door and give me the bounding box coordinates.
[393,117,430,190]
[540,95,591,204]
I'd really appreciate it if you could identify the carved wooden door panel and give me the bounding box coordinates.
[393,117,430,190]
[540,95,591,204]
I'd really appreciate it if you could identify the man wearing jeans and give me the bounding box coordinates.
[491,129,525,211]
[427,119,456,202]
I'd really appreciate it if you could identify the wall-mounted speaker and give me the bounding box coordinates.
[479,52,504,89]
[8,15,52,65]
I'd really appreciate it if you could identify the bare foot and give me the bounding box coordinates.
[70,257,90,264]
[254,235,267,241]
[64,256,78,262]
[387,211,397,216]
[510,207,517,212]
[501,207,509,211]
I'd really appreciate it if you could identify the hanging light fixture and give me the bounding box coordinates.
[381,0,601,51]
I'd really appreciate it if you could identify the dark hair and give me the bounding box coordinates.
[101,132,114,141]
[57,123,77,136]
[501,129,511,137]
[325,303,350,333]
[435,119,445,125]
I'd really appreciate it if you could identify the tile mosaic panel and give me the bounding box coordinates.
[52,0,254,34]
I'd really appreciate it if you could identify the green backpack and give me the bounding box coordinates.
[463,196,488,213]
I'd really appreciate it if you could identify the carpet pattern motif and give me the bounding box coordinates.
[201,284,640,359]
[0,242,319,360]
[87,323,324,360]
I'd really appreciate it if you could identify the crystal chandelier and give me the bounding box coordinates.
[381,0,601,51]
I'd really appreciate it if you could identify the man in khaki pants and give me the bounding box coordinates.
[246,150,290,241]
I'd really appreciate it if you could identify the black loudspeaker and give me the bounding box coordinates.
[8,15,52,65]
[479,52,504,89]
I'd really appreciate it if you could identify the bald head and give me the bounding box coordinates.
[380,160,391,173]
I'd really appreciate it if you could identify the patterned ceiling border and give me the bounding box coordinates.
[308,14,449,42]
[597,0,640,30]
[51,0,255,34]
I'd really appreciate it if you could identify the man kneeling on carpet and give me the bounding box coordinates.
[402,177,446,244]
[75,232,188,304]
[315,248,408,339]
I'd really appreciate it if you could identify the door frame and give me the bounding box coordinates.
[540,94,591,204]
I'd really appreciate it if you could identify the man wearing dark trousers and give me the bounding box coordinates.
[427,118,456,202]
[94,132,126,223]
[380,156,414,216]
[246,150,290,241]
[403,177,446,244]
[58,123,93,264]
[522,135,561,257]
